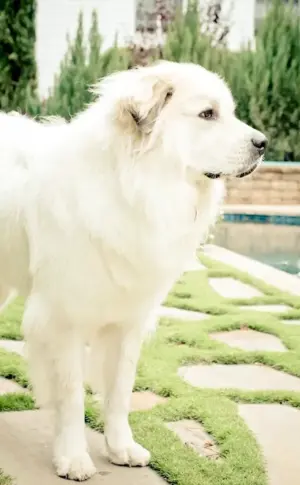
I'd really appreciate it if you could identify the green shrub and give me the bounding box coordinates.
[161,1,253,127]
[246,0,300,160]
[162,1,228,71]
[162,0,300,160]
[3,1,297,161]
[45,10,131,119]
[0,0,37,112]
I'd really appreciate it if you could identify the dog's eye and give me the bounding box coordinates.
[199,108,215,120]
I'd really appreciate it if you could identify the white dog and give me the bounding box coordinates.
[0,61,266,480]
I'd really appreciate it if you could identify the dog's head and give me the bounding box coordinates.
[95,61,267,180]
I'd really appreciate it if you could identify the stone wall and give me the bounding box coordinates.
[225,163,300,205]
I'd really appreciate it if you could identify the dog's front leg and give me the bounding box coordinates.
[103,324,150,467]
[51,330,97,481]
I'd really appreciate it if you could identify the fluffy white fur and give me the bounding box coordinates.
[0,61,266,480]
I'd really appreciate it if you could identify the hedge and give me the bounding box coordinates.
[0,0,37,112]
[1,0,299,161]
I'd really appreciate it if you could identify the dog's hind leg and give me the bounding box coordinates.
[23,294,96,481]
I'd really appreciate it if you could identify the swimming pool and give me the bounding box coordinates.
[214,219,300,276]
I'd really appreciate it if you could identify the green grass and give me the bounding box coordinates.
[1,253,300,484]
[0,470,13,485]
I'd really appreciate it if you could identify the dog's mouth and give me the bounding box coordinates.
[235,163,258,178]
[204,172,221,179]
[204,163,259,180]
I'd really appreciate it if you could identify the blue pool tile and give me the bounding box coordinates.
[223,214,300,226]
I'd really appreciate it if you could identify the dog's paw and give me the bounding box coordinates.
[53,452,97,481]
[106,440,151,467]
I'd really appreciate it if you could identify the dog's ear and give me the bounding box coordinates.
[117,77,174,135]
[129,80,173,134]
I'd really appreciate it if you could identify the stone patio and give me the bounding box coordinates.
[179,364,300,391]
[93,391,167,412]
[282,319,300,325]
[0,410,166,485]
[158,306,208,321]
[0,339,25,356]
[210,329,287,352]
[166,420,219,460]
[204,244,300,296]
[1,247,300,485]
[239,304,291,313]
[209,277,263,299]
[0,377,27,395]
[239,404,300,485]
[131,391,167,411]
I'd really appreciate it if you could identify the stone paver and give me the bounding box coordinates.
[158,306,207,321]
[204,244,300,296]
[167,420,219,459]
[0,339,25,356]
[239,304,291,313]
[94,391,167,412]
[239,404,300,485]
[0,377,26,395]
[209,277,262,299]
[0,410,166,485]
[179,364,300,391]
[131,391,167,411]
[210,329,287,352]
[282,319,300,325]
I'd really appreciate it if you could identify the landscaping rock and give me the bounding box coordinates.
[0,410,166,485]
[131,392,167,411]
[239,404,300,485]
[167,420,219,459]
[239,304,291,313]
[92,391,167,412]
[179,364,300,391]
[210,329,286,352]
[158,306,207,321]
[0,377,26,395]
[209,277,262,298]
[0,339,25,356]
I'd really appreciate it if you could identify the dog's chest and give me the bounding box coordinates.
[36,229,194,327]
[29,175,214,325]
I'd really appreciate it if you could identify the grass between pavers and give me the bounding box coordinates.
[1,254,300,484]
[0,299,25,341]
[0,471,12,485]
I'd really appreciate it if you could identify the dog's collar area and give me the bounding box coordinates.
[204,172,221,179]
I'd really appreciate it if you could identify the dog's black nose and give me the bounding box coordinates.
[251,135,268,154]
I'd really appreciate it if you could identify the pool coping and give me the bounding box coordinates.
[263,161,300,167]
[261,160,300,167]
[204,244,300,296]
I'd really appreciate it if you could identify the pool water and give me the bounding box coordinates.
[246,252,300,275]
[214,222,300,276]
